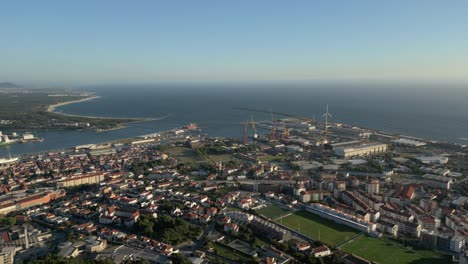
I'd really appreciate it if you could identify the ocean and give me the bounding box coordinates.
[1,82,468,156]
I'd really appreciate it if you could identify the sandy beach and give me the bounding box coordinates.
[46,95,160,123]
[47,95,101,113]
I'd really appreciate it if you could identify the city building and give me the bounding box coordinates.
[0,189,66,214]
[365,179,380,195]
[379,215,421,238]
[422,174,453,190]
[0,247,15,264]
[299,190,329,202]
[57,173,106,188]
[376,219,398,238]
[450,236,465,253]
[341,191,369,211]
[313,246,331,257]
[334,143,387,158]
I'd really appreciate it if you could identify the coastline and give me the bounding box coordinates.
[46,95,158,123]
[47,95,101,113]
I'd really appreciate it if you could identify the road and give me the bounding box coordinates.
[192,221,216,253]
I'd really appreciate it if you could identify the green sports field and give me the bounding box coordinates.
[280,211,450,263]
[341,236,451,264]
[279,211,360,246]
[257,204,291,219]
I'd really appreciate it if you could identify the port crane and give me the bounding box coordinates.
[282,121,289,138]
[242,121,249,145]
[270,109,277,140]
[251,115,258,138]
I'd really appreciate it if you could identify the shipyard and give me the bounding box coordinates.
[1,1,468,263]
[0,105,466,264]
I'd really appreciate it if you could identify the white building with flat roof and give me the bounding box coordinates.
[335,143,387,158]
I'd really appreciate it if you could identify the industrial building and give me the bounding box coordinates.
[334,143,387,158]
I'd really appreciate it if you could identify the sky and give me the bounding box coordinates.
[1,0,468,86]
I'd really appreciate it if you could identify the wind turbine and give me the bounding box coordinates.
[322,104,332,144]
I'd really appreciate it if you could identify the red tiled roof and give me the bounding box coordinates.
[0,232,11,242]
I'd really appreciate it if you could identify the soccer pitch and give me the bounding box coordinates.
[256,204,291,219]
[341,236,451,264]
[280,211,450,263]
[279,211,360,246]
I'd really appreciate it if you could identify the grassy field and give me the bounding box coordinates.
[207,153,234,163]
[257,204,291,219]
[258,155,285,162]
[280,211,360,246]
[165,146,234,164]
[341,236,451,264]
[164,147,206,163]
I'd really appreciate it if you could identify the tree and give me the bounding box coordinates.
[211,259,227,264]
[162,229,182,244]
[26,254,117,264]
[169,253,192,264]
[0,215,16,226]
[134,216,154,234]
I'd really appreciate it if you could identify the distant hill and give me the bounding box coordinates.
[0,82,21,88]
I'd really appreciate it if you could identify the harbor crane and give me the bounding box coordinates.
[282,120,289,138]
[251,115,258,138]
[271,109,277,140]
[243,121,249,145]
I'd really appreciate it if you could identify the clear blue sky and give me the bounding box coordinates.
[1,0,468,85]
